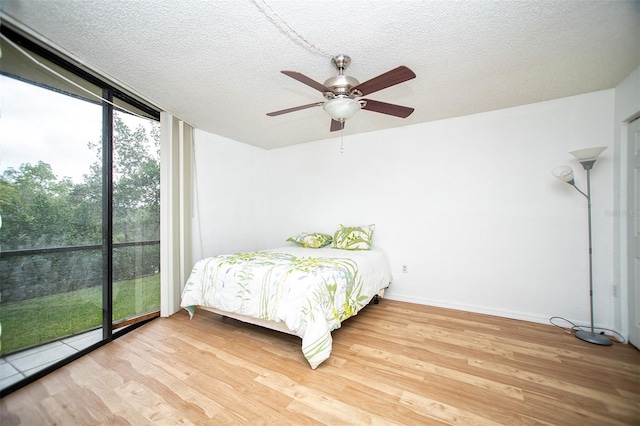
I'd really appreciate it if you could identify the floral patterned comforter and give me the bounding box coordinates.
[180,246,392,369]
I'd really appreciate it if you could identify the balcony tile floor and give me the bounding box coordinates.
[1,329,102,390]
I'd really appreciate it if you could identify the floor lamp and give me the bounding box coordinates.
[552,147,612,346]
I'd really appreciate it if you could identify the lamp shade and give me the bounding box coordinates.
[569,147,607,163]
[323,97,361,121]
[552,165,575,183]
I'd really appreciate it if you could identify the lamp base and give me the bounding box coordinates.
[575,330,612,346]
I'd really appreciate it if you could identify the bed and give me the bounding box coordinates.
[180,242,392,369]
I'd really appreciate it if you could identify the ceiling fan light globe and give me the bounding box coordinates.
[323,97,361,121]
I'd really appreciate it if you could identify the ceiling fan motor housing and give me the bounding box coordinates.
[323,75,360,98]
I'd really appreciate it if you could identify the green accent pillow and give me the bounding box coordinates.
[332,224,375,250]
[286,232,333,248]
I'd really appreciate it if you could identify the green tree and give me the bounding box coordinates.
[85,114,161,243]
[0,162,76,249]
[0,113,160,301]
[0,161,101,302]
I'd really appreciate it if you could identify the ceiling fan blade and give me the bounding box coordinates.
[361,99,414,118]
[352,66,416,96]
[266,102,323,116]
[281,71,331,93]
[330,119,344,132]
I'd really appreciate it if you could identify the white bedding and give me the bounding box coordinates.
[180,245,392,368]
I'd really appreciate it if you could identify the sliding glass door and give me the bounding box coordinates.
[0,25,161,395]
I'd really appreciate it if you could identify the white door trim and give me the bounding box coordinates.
[627,117,640,348]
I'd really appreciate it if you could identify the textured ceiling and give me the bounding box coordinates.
[2,0,639,150]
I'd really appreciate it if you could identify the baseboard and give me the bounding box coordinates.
[385,293,562,326]
[384,293,628,343]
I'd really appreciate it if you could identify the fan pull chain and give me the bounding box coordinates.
[340,122,345,153]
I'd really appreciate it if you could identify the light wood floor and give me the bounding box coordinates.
[1,299,638,425]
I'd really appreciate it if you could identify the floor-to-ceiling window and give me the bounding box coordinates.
[0,24,161,395]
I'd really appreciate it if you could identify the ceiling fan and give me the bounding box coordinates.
[266,55,416,132]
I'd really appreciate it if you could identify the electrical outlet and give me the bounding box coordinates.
[402,265,408,273]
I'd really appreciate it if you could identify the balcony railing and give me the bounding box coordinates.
[0,240,160,258]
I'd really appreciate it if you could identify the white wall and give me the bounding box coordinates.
[192,89,618,331]
[190,131,267,260]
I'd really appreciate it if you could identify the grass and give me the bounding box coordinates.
[0,274,160,355]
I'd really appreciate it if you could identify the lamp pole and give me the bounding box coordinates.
[573,164,611,345]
